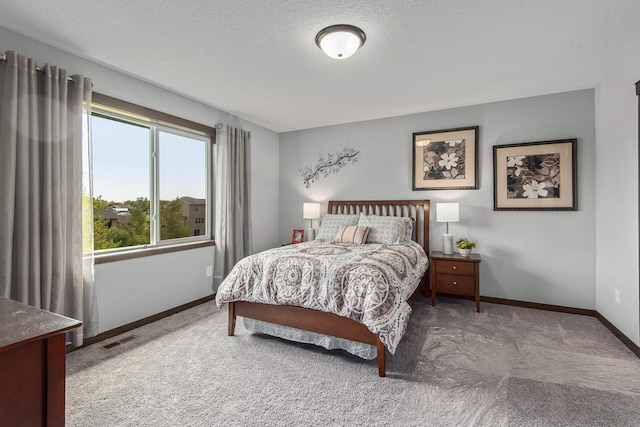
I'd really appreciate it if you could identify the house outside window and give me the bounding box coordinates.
[181,197,206,237]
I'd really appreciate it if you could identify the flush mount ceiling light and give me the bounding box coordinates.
[315,24,366,59]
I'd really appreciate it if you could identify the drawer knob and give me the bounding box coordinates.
[452,281,457,285]
[452,266,457,270]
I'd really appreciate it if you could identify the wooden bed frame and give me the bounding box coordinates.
[227,199,431,377]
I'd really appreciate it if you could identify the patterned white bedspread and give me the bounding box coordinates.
[215,240,429,354]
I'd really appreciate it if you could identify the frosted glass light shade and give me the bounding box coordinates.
[315,24,366,59]
[436,203,460,223]
[303,202,321,220]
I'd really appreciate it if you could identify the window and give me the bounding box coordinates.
[91,93,215,256]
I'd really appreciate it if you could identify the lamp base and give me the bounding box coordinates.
[306,227,316,241]
[442,233,454,255]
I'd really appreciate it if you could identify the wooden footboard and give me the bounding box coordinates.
[226,269,429,377]
[226,270,429,377]
[227,301,387,377]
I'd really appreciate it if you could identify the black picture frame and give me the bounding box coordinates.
[493,139,577,211]
[412,126,479,190]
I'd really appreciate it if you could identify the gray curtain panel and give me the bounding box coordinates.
[213,125,252,289]
[0,51,95,345]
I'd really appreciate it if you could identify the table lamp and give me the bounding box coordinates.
[303,202,321,241]
[436,203,459,254]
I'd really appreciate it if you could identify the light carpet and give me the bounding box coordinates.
[66,297,640,426]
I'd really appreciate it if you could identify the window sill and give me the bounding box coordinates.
[93,240,215,264]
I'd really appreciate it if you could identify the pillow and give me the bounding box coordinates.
[404,217,416,242]
[357,214,414,244]
[334,225,371,245]
[315,214,359,240]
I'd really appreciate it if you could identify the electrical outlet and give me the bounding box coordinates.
[615,288,620,304]
[206,266,213,277]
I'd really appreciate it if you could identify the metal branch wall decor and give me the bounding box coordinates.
[300,147,360,188]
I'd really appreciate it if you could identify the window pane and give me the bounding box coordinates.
[89,95,213,256]
[92,115,151,250]
[158,130,207,241]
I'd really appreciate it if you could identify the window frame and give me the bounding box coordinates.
[91,93,216,263]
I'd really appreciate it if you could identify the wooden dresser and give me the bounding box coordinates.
[0,297,81,427]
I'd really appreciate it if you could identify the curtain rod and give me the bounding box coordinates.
[0,52,84,84]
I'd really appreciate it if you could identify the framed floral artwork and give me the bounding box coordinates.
[412,126,479,190]
[493,139,577,211]
[292,229,304,244]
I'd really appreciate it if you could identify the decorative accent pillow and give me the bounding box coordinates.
[334,225,371,245]
[357,214,414,244]
[315,214,359,240]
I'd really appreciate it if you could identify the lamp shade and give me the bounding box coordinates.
[315,24,366,59]
[303,202,321,220]
[436,203,459,223]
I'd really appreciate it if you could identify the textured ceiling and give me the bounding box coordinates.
[1,0,640,132]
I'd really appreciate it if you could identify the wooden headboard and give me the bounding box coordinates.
[326,199,430,254]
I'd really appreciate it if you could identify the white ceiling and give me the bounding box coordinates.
[1,0,640,132]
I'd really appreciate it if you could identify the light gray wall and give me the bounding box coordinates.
[246,123,280,253]
[280,90,597,309]
[95,247,215,332]
[1,27,280,333]
[595,45,640,346]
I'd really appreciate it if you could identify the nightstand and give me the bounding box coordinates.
[430,251,481,312]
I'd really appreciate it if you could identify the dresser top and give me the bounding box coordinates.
[0,297,82,351]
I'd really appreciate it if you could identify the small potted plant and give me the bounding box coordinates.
[456,238,476,257]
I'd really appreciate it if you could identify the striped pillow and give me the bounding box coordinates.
[334,225,371,245]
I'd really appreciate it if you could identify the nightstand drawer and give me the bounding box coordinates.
[435,273,475,295]
[434,260,475,276]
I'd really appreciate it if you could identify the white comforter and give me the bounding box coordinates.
[215,240,429,354]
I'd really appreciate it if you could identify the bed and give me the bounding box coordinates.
[215,199,430,377]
